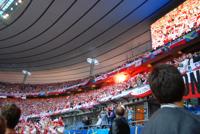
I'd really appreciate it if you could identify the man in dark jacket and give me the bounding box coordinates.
[110,105,130,134]
[142,64,200,134]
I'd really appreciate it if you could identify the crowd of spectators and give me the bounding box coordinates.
[15,117,64,134]
[0,49,200,134]
[1,50,200,118]
[0,82,130,117]
[0,0,199,133]
[1,51,200,133]
[166,51,200,73]
[0,30,199,132]
[0,70,151,118]
[128,72,149,88]
[0,78,88,95]
[151,0,200,49]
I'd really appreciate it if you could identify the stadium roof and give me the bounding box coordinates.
[0,0,184,84]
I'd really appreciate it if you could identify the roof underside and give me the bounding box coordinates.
[0,0,184,84]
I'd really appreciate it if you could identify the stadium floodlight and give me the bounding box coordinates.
[18,0,22,3]
[27,71,31,76]
[87,58,99,65]
[87,58,99,76]
[22,70,31,76]
[22,70,31,83]
[2,13,9,19]
[22,70,26,74]
[0,0,23,19]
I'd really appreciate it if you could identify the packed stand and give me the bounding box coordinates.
[128,72,149,88]
[0,78,88,95]
[0,81,131,117]
[0,51,199,133]
[1,51,200,118]
[16,117,65,134]
[166,51,200,73]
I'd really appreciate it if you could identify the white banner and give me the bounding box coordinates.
[130,85,151,96]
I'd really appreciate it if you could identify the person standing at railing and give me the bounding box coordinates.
[109,105,130,134]
[108,105,116,126]
[96,115,102,127]
[99,108,109,128]
[127,106,133,125]
[142,64,200,134]
[82,116,91,129]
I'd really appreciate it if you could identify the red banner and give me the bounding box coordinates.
[183,69,200,99]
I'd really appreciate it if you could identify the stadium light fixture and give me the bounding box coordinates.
[18,0,22,3]
[87,58,99,65]
[22,70,31,76]
[0,0,23,19]
[2,13,9,19]
[22,70,31,83]
[87,58,99,76]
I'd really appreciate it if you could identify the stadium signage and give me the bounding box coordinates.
[99,95,112,102]
[95,74,108,82]
[152,48,163,56]
[183,69,200,99]
[190,61,200,70]
[130,85,151,98]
